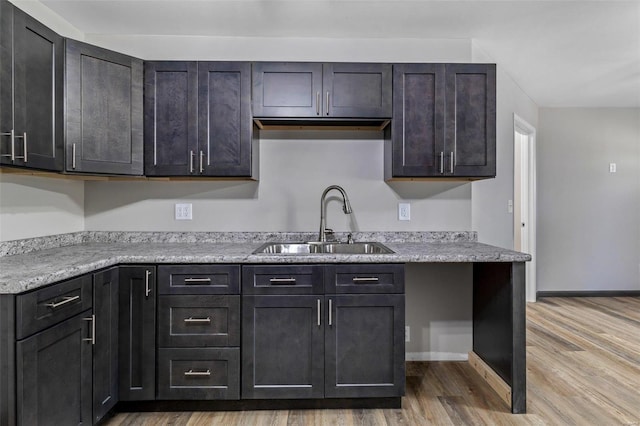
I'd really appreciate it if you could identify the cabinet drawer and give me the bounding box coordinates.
[158,265,240,295]
[325,264,404,294]
[157,348,239,400]
[16,274,93,339]
[157,295,240,347]
[242,265,324,295]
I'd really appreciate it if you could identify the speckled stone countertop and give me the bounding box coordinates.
[0,232,531,294]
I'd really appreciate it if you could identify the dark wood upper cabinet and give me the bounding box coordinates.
[198,62,252,177]
[445,63,496,177]
[0,2,63,171]
[144,61,198,176]
[323,63,392,118]
[387,63,496,179]
[65,39,143,175]
[144,61,251,177]
[253,62,392,119]
[252,62,322,118]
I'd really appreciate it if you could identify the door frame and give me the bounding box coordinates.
[513,114,537,302]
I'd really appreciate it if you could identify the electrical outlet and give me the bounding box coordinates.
[405,326,410,342]
[609,163,617,173]
[175,203,192,220]
[508,199,514,214]
[398,203,411,221]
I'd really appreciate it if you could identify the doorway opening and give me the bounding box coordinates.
[514,114,537,302]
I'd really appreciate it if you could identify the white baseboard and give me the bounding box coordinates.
[406,352,469,361]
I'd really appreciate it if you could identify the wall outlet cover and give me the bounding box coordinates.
[399,203,411,221]
[175,203,193,220]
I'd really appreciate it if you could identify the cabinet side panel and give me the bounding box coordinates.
[0,296,16,426]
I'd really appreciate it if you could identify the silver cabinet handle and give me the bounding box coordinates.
[326,91,330,116]
[184,277,212,284]
[199,150,204,174]
[83,315,95,345]
[22,132,27,162]
[269,277,296,284]
[72,143,77,169]
[184,369,211,377]
[450,151,454,174]
[1,129,15,161]
[439,152,444,174]
[352,277,379,283]
[184,317,211,324]
[13,132,26,162]
[145,270,152,297]
[316,91,320,115]
[328,299,332,326]
[189,150,195,173]
[317,299,321,326]
[45,295,80,308]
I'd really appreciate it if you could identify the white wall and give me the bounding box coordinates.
[538,108,640,292]
[0,174,84,241]
[471,42,539,249]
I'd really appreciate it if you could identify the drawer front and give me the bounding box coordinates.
[325,264,404,294]
[16,274,93,339]
[158,265,240,295]
[242,265,324,295]
[158,295,240,347]
[157,348,240,400]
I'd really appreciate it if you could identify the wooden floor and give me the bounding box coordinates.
[107,297,640,425]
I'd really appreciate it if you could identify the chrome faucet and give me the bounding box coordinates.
[318,185,353,242]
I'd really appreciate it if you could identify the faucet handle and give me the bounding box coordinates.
[323,228,335,241]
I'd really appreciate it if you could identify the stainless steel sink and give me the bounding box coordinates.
[252,241,394,255]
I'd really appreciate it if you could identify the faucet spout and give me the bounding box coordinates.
[319,185,353,242]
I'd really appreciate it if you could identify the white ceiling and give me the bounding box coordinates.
[37,0,640,108]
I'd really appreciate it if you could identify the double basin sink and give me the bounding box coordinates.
[253,241,394,255]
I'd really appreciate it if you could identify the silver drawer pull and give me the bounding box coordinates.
[184,278,212,284]
[184,369,211,377]
[352,277,379,283]
[269,277,296,284]
[184,317,211,324]
[45,295,80,308]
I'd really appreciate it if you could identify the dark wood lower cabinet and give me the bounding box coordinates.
[16,310,93,426]
[118,266,156,401]
[242,295,325,399]
[325,294,405,398]
[242,289,405,401]
[157,348,240,400]
[92,267,119,423]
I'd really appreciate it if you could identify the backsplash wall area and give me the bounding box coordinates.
[84,133,472,233]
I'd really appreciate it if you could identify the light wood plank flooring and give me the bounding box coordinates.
[107,297,640,425]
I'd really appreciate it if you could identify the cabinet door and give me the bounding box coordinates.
[198,62,252,176]
[144,61,198,176]
[0,0,12,166]
[444,64,496,177]
[65,39,143,175]
[93,267,118,423]
[323,63,392,118]
[390,63,445,177]
[118,266,156,401]
[252,62,322,118]
[16,310,93,426]
[11,8,63,171]
[325,294,405,398]
[242,295,324,399]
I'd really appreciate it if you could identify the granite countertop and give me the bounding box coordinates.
[0,232,531,294]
